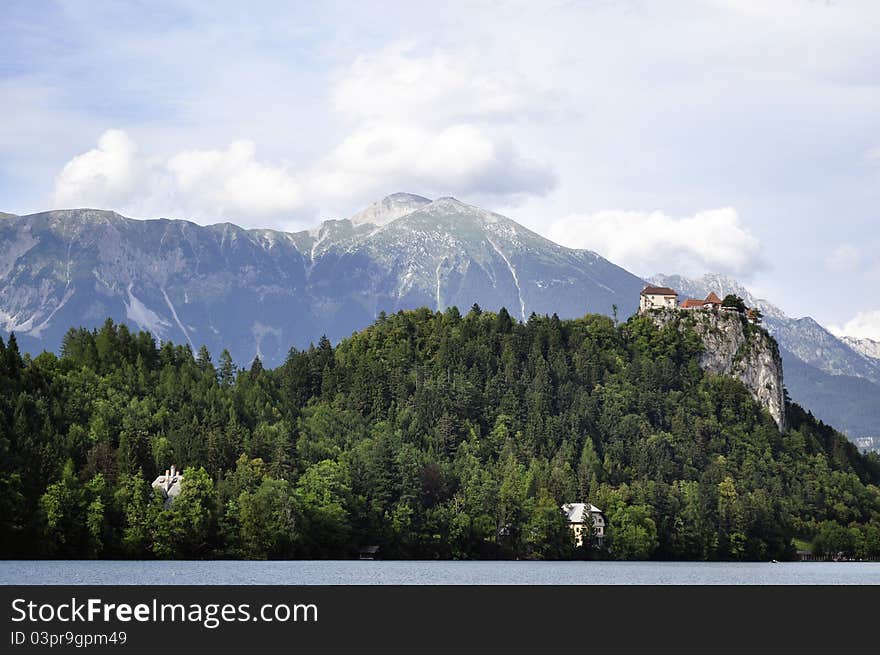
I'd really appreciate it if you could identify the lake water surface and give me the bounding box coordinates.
[3,560,880,585]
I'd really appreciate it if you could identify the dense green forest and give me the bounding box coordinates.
[1,306,879,560]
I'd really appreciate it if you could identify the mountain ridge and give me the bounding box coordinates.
[841,335,880,361]
[0,195,644,366]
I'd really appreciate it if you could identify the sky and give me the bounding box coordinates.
[1,0,879,337]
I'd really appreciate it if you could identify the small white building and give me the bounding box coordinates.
[152,465,184,508]
[561,502,606,547]
[639,286,678,312]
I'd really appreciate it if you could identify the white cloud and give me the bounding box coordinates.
[547,207,763,277]
[52,130,307,225]
[48,45,556,224]
[310,122,555,203]
[52,129,139,209]
[314,44,556,207]
[166,140,303,217]
[332,44,539,126]
[829,310,880,341]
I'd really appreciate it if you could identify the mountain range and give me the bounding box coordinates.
[1,193,878,447]
[0,194,642,365]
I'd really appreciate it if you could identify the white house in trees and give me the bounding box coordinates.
[639,286,678,312]
[561,502,606,547]
[152,465,184,508]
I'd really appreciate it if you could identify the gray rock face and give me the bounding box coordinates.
[651,309,786,431]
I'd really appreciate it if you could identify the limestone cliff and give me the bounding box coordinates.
[650,309,786,431]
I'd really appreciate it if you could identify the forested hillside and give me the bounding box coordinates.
[1,307,879,560]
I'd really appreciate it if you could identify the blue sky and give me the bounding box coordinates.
[2,0,880,336]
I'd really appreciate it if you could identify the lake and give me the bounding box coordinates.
[2,560,880,585]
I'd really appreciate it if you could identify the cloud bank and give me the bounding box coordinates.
[51,45,556,226]
[548,207,764,278]
[52,131,304,225]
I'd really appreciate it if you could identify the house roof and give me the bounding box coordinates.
[681,299,705,308]
[561,502,603,524]
[640,285,677,297]
[705,292,722,304]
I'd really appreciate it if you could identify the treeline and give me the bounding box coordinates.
[1,306,879,560]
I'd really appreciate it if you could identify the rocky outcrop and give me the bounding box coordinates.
[651,272,880,385]
[651,272,880,445]
[650,309,786,431]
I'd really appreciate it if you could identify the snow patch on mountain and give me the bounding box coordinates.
[487,236,526,321]
[125,284,170,337]
[252,321,281,360]
[0,308,34,333]
[161,288,194,348]
[435,258,446,310]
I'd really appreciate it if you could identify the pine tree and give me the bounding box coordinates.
[218,349,236,386]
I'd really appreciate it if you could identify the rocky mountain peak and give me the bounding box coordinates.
[349,192,432,226]
[394,196,508,234]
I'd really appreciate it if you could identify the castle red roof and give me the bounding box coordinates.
[641,286,677,297]
[705,292,722,304]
